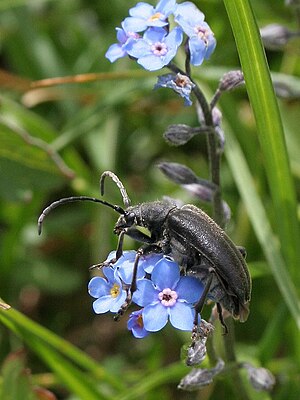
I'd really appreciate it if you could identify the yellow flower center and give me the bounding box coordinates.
[110,283,120,298]
[149,12,163,22]
[137,314,144,328]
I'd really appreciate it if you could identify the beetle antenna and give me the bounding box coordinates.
[100,170,131,208]
[38,196,125,235]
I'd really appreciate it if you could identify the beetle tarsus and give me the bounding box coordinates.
[216,302,228,335]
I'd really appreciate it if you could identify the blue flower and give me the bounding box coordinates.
[123,0,177,33]
[133,257,204,332]
[174,2,216,65]
[88,267,126,313]
[113,251,146,284]
[138,252,164,274]
[127,309,150,338]
[105,23,140,63]
[125,26,183,71]
[154,73,195,105]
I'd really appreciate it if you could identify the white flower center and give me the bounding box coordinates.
[158,288,178,307]
[194,25,210,44]
[151,42,168,56]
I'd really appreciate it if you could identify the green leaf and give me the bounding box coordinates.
[223,0,300,291]
[224,124,300,329]
[0,304,124,397]
[0,350,36,400]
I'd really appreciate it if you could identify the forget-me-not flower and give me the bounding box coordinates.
[88,267,127,314]
[125,26,183,71]
[113,250,146,284]
[133,257,204,331]
[105,23,140,63]
[174,2,216,65]
[138,252,164,274]
[155,73,195,105]
[127,309,150,338]
[123,0,177,33]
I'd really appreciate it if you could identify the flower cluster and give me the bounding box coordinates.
[105,0,216,71]
[88,251,204,338]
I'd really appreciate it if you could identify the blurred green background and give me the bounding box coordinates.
[0,0,299,399]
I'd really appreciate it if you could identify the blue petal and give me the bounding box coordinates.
[151,257,180,290]
[114,251,146,284]
[189,36,206,66]
[205,37,217,59]
[132,279,159,306]
[143,27,167,43]
[127,309,150,338]
[174,16,194,37]
[105,43,126,63]
[123,16,148,33]
[102,266,117,284]
[109,290,127,312]
[156,0,177,15]
[139,253,164,274]
[129,2,154,18]
[165,26,183,49]
[116,27,128,44]
[88,277,110,298]
[92,293,119,313]
[174,2,204,23]
[125,38,151,58]
[142,303,168,331]
[176,276,204,303]
[137,54,167,71]
[169,302,195,330]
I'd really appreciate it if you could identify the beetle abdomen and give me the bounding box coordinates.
[165,204,251,321]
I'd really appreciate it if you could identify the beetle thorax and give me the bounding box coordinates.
[114,201,177,237]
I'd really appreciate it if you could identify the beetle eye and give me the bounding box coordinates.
[125,212,136,226]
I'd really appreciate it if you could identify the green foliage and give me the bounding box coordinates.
[0,0,299,399]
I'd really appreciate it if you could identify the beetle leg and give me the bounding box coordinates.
[89,229,126,270]
[125,227,154,244]
[114,243,163,321]
[192,272,214,339]
[216,302,228,334]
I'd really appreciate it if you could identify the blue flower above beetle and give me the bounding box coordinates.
[105,0,216,70]
[88,251,204,338]
[125,26,183,71]
[155,73,195,105]
[174,2,216,66]
[123,0,177,33]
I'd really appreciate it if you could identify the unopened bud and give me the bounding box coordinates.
[242,363,275,391]
[178,359,225,391]
[219,70,244,92]
[273,79,300,99]
[186,320,214,366]
[285,0,300,9]
[260,24,296,50]
[163,124,211,146]
[182,182,217,202]
[158,162,199,184]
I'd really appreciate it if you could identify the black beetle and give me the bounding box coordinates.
[38,170,251,326]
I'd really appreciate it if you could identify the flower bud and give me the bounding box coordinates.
[178,359,225,391]
[163,124,208,146]
[186,320,214,366]
[218,70,244,92]
[260,24,295,50]
[273,80,300,100]
[158,162,218,204]
[242,363,275,391]
[158,162,199,184]
[285,0,300,9]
